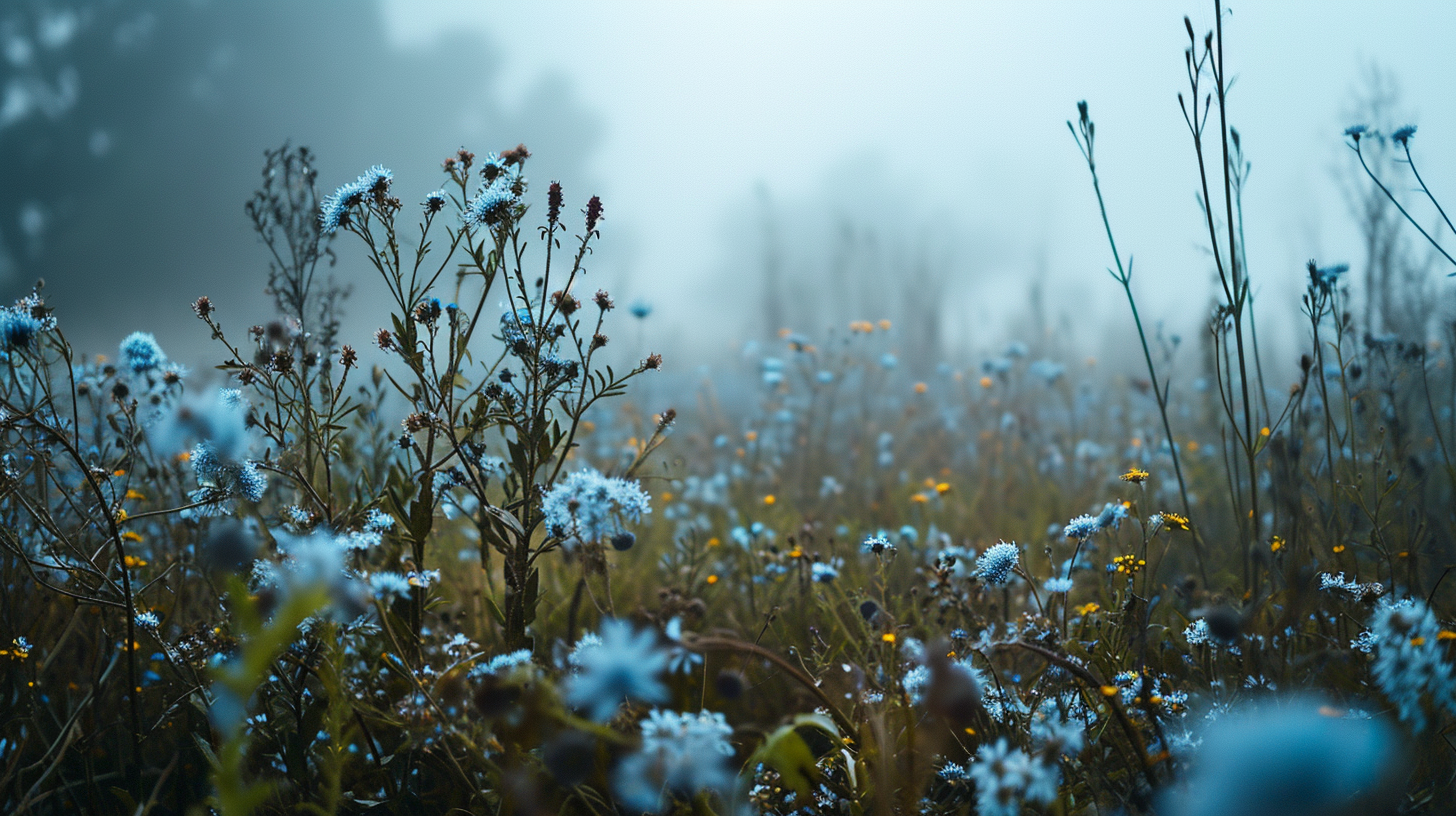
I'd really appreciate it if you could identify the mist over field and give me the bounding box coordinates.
[4,3,1456,815]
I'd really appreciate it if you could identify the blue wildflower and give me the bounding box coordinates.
[1044,577,1074,593]
[1392,125,1416,145]
[1310,262,1349,290]
[902,665,931,704]
[664,618,703,675]
[861,535,893,555]
[358,164,392,195]
[1095,501,1129,531]
[1161,698,1398,816]
[423,189,447,213]
[1368,599,1456,732]
[975,542,1019,586]
[562,619,670,722]
[319,179,367,234]
[630,299,652,319]
[480,648,534,677]
[1344,124,1368,139]
[812,561,839,583]
[464,177,519,228]
[135,611,160,629]
[119,331,166,373]
[184,442,267,516]
[968,738,1059,815]
[1063,514,1101,540]
[542,468,652,547]
[368,571,412,598]
[613,709,736,812]
[1028,358,1065,384]
[0,294,55,350]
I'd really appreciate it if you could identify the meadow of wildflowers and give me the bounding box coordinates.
[3,4,1456,815]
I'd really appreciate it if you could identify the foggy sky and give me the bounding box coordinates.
[4,1,1455,376]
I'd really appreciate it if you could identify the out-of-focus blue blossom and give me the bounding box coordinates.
[1161,698,1400,816]
[975,542,1019,586]
[902,665,930,705]
[812,561,839,582]
[1028,358,1064,384]
[897,525,918,546]
[664,618,702,675]
[968,738,1059,816]
[1043,577,1074,593]
[1367,598,1456,732]
[1031,699,1085,756]
[1095,501,1128,531]
[118,331,165,373]
[265,528,371,621]
[1392,125,1416,144]
[879,353,898,370]
[1004,340,1029,358]
[613,709,735,813]
[563,619,670,722]
[477,649,534,677]
[135,611,160,630]
[936,545,976,579]
[368,571,411,599]
[761,357,784,387]
[816,369,834,384]
[630,299,652,319]
[1310,263,1349,291]
[542,468,651,547]
[149,387,252,463]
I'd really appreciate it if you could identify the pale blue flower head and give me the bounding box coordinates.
[1063,514,1101,541]
[562,619,670,722]
[975,542,1019,586]
[613,708,736,812]
[119,331,166,373]
[542,468,652,547]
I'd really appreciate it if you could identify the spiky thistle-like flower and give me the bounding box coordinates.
[975,542,1020,586]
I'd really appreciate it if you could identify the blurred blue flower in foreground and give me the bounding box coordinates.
[1367,598,1456,731]
[563,619,670,721]
[1161,698,1400,816]
[614,708,736,813]
[963,737,1058,816]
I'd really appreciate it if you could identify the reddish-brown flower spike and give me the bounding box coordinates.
[645,353,662,371]
[340,345,358,369]
[594,289,614,311]
[585,196,603,233]
[548,182,563,226]
[374,328,395,352]
[191,296,214,319]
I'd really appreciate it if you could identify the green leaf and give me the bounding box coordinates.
[749,724,819,797]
